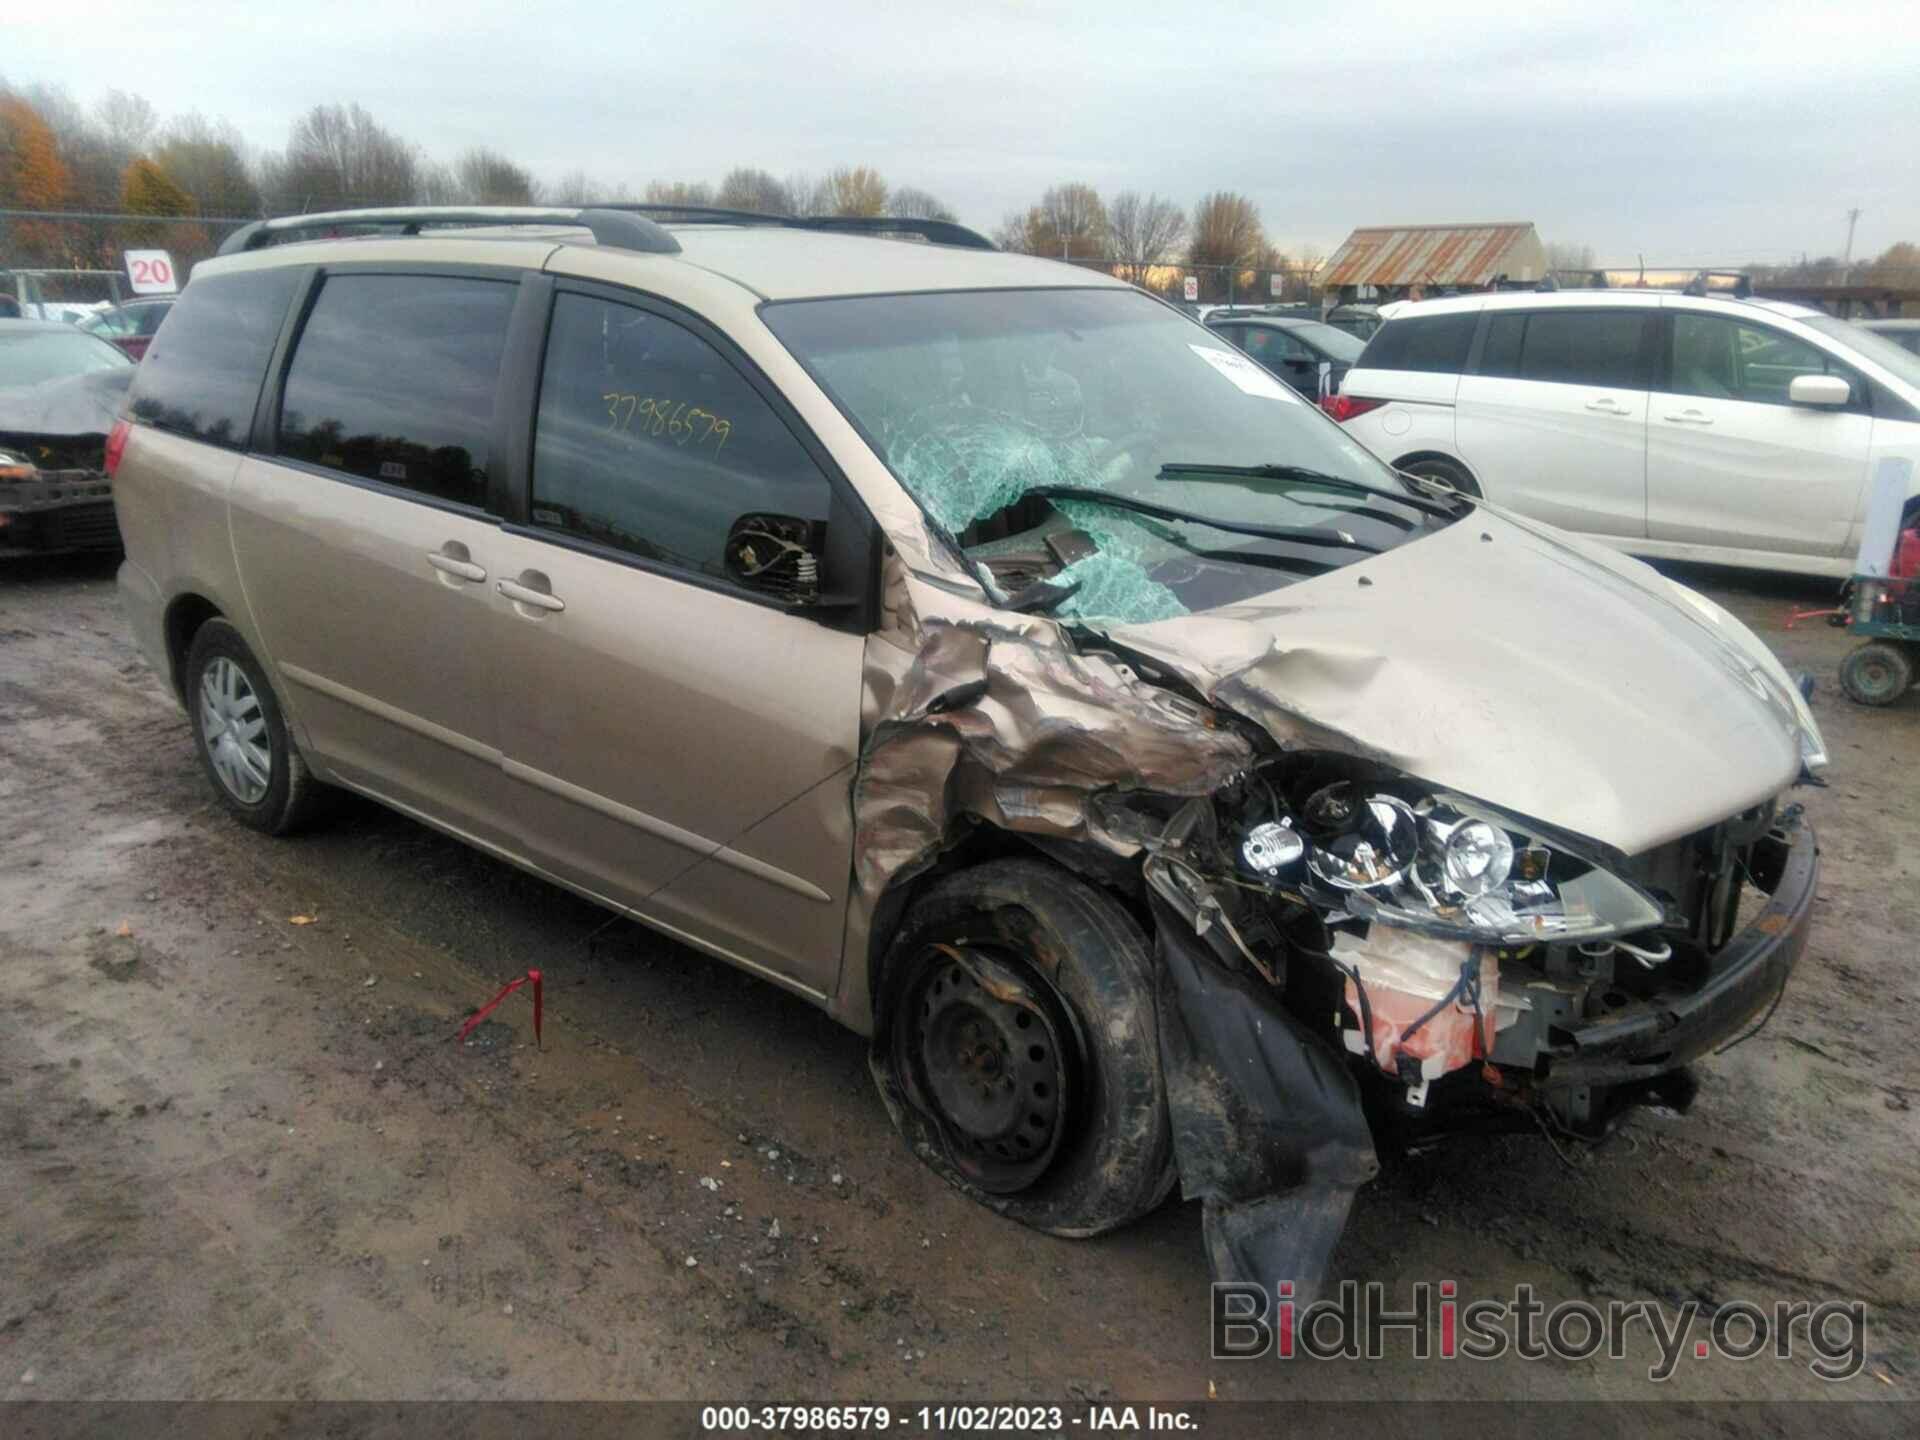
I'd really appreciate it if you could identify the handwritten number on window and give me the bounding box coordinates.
[602,392,731,454]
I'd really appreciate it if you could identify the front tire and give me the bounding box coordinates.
[876,858,1174,1237]
[186,619,322,834]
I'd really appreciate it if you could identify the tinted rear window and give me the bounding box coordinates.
[1517,310,1648,387]
[128,269,298,448]
[1356,312,1476,374]
[277,274,516,509]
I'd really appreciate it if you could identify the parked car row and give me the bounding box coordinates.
[0,319,134,556]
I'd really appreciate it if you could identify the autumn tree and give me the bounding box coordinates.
[888,185,956,223]
[1107,191,1186,282]
[1868,242,1920,283]
[0,93,73,261]
[715,167,793,214]
[121,155,198,249]
[454,148,537,204]
[1014,183,1107,261]
[1187,191,1265,299]
[823,166,888,218]
[153,114,259,217]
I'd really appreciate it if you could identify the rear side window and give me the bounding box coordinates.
[278,274,516,509]
[1356,312,1476,374]
[529,291,832,584]
[1516,310,1648,387]
[128,268,298,448]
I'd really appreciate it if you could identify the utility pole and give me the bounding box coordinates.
[1844,207,1862,277]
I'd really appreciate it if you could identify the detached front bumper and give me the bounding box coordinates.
[0,475,121,555]
[1549,817,1817,1088]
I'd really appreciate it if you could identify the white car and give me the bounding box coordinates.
[1327,288,1920,577]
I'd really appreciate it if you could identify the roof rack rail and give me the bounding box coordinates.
[590,203,997,251]
[1683,269,1754,299]
[216,206,681,257]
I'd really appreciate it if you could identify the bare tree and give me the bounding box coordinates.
[1545,241,1596,276]
[1107,191,1186,282]
[263,103,418,210]
[992,209,1033,253]
[783,172,832,215]
[643,179,715,207]
[715,167,793,214]
[823,166,888,217]
[152,114,259,217]
[1187,191,1265,299]
[454,148,537,205]
[96,89,157,161]
[888,185,956,223]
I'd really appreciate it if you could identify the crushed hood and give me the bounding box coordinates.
[1109,509,1810,857]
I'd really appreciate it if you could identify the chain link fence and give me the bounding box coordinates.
[1,209,255,310]
[1058,256,1326,307]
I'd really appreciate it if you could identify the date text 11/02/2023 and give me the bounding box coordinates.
[699,1405,1200,1432]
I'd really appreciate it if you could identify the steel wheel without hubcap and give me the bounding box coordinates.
[901,945,1074,1195]
[199,656,272,803]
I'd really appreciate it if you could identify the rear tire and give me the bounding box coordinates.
[185,619,322,834]
[1397,455,1481,498]
[876,859,1173,1237]
[1839,641,1913,707]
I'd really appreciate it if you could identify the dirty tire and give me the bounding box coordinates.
[1839,641,1913,706]
[877,858,1173,1238]
[185,619,322,835]
[1397,455,1481,498]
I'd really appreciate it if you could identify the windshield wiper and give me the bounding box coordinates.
[1022,486,1385,554]
[1155,461,1457,519]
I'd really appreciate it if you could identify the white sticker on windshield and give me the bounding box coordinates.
[1188,343,1301,403]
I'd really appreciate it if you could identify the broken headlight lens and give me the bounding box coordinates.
[1280,782,1663,945]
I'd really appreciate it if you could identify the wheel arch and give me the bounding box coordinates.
[163,592,224,702]
[1391,449,1483,496]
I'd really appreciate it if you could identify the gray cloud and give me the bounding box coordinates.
[8,0,1918,260]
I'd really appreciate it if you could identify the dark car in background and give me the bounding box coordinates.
[1205,311,1366,399]
[0,321,134,556]
[78,299,175,360]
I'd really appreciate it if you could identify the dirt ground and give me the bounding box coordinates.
[1,552,1916,1415]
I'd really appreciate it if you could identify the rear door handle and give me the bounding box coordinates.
[1664,410,1715,425]
[427,551,486,582]
[497,575,566,613]
[1584,399,1631,414]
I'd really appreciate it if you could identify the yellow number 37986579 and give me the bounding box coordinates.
[603,392,732,453]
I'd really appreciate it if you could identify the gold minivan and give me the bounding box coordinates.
[113,206,1825,1293]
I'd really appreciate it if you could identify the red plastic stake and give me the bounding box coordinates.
[455,969,545,1049]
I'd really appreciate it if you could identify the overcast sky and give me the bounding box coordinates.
[9,0,1919,262]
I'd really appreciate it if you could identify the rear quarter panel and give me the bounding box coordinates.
[112,426,252,697]
[1338,365,1461,465]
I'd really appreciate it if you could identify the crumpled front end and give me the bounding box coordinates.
[846,514,1819,1300]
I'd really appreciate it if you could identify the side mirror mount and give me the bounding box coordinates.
[723,513,823,605]
[1789,373,1851,408]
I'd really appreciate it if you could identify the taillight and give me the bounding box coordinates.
[104,418,131,479]
[1320,394,1386,423]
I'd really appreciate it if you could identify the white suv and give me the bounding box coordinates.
[1329,288,1920,577]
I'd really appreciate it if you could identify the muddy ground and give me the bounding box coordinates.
[1,554,1915,1415]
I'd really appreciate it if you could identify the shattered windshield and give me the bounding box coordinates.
[764,288,1446,625]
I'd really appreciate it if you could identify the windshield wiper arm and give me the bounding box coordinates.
[1155,461,1457,519]
[1022,486,1385,554]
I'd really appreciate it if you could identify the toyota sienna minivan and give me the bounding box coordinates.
[111,205,1827,1293]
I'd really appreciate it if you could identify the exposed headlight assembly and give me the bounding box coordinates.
[1245,779,1664,946]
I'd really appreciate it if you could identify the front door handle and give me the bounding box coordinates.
[427,550,486,582]
[1664,410,1715,425]
[497,574,566,613]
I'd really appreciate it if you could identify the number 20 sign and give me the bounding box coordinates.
[124,250,179,295]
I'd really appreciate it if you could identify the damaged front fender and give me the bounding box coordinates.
[1148,878,1378,1303]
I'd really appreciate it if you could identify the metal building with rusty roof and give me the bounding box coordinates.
[1323,222,1547,300]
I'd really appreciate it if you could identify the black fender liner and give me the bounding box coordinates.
[1151,890,1379,1302]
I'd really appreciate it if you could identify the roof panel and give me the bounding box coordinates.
[1324,223,1540,287]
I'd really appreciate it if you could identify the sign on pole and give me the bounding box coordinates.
[1182,275,1199,302]
[1270,273,1284,298]
[124,250,179,295]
